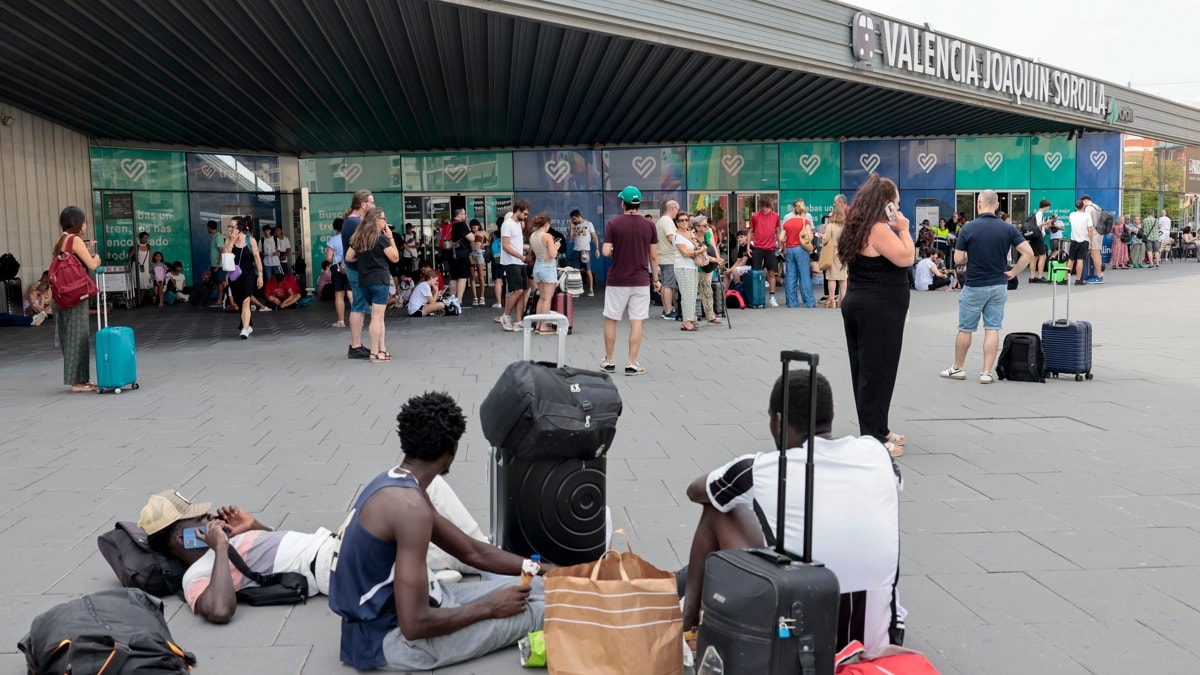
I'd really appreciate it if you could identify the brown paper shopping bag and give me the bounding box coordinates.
[544,542,683,675]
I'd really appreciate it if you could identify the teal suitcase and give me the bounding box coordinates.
[96,272,139,394]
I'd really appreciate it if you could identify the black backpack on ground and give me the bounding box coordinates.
[97,522,187,598]
[996,332,1045,383]
[18,588,197,675]
[0,253,19,280]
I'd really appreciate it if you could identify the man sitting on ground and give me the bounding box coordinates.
[329,391,554,671]
[680,369,904,652]
[725,229,752,286]
[914,248,953,291]
[264,272,302,309]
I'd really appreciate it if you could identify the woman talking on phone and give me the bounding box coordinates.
[225,216,264,339]
[838,174,914,457]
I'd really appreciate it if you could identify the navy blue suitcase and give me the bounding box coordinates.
[1041,275,1092,381]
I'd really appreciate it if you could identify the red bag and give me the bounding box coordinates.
[835,640,940,674]
[49,235,98,310]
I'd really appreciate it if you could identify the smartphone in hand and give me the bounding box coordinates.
[182,527,207,550]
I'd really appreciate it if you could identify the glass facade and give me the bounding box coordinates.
[93,131,1200,290]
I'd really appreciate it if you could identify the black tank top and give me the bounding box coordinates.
[848,254,909,287]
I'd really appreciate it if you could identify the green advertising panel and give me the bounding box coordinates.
[91,148,188,192]
[1029,136,1077,189]
[779,143,841,190]
[688,144,779,191]
[955,137,1031,190]
[402,152,513,192]
[1029,189,1077,221]
[779,190,844,221]
[307,192,405,287]
[300,155,403,193]
[95,191,193,280]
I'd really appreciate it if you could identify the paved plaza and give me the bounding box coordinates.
[1,262,1199,674]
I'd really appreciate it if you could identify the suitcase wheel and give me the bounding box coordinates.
[1085,373,1093,381]
[1074,374,1083,382]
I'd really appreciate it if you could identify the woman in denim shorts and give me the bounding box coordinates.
[528,213,559,334]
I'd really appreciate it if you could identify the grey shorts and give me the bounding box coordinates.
[381,578,544,671]
[1146,240,1162,253]
[659,264,677,290]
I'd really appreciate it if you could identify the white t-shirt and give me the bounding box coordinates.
[277,236,291,260]
[166,271,185,290]
[500,216,524,266]
[183,529,325,610]
[571,220,596,251]
[672,233,696,269]
[1158,216,1172,240]
[1068,212,1093,243]
[407,281,434,315]
[913,258,936,291]
[705,436,902,652]
[261,237,280,266]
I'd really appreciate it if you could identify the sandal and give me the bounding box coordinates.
[680,324,698,332]
[886,432,906,446]
[70,383,97,393]
[370,352,392,362]
[707,318,724,326]
[330,321,345,328]
[885,441,903,458]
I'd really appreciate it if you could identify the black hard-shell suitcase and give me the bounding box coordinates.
[695,351,840,675]
[486,313,611,567]
[1041,273,1093,381]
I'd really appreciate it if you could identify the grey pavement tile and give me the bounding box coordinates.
[1033,620,1200,675]
[1131,567,1200,612]
[1098,495,1200,527]
[47,551,126,596]
[1139,616,1200,658]
[265,486,356,513]
[184,463,277,487]
[951,473,1059,501]
[947,499,1067,532]
[1029,569,1195,621]
[940,532,1077,572]
[1025,497,1152,530]
[186,644,312,674]
[27,465,132,490]
[900,501,984,534]
[931,572,1093,624]
[1025,529,1171,570]
[896,453,985,478]
[605,479,682,509]
[169,603,297,647]
[895,474,986,502]
[897,574,984,628]
[0,594,77,656]
[1111,527,1200,566]
[1025,471,1136,498]
[1090,468,1200,496]
[917,624,1090,675]
[623,504,698,542]
[957,449,1093,474]
[899,533,987,576]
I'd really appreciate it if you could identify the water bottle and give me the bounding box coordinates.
[697,645,724,675]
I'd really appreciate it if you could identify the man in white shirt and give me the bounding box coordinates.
[1081,196,1104,284]
[567,209,599,297]
[497,201,531,331]
[1067,200,1094,284]
[261,230,282,278]
[914,248,952,291]
[273,226,293,274]
[656,201,680,319]
[679,369,904,652]
[1158,210,1173,266]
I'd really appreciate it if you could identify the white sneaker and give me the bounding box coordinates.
[492,303,502,309]
[30,312,47,326]
[238,327,250,339]
[501,315,514,331]
[768,296,779,307]
[980,372,995,384]
[259,307,272,312]
[940,367,965,380]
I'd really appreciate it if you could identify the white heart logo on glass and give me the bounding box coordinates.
[721,155,745,176]
[797,154,821,176]
[120,158,148,181]
[1089,151,1108,170]
[984,152,1004,171]
[199,164,216,179]
[443,164,468,183]
[1044,152,1063,172]
[916,153,938,174]
[631,156,657,179]
[859,153,880,173]
[336,163,364,184]
[544,159,570,183]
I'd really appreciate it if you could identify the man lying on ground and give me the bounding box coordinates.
[329,391,556,671]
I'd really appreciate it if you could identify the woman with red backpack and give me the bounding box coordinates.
[50,206,101,392]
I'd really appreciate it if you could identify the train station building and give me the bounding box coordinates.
[0,0,1197,289]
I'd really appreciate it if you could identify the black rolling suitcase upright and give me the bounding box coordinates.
[695,350,840,675]
[480,313,619,567]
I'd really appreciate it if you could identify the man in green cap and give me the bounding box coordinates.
[600,186,660,376]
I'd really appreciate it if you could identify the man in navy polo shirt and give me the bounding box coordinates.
[940,190,1033,384]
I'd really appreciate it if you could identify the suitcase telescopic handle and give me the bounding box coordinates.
[522,313,568,367]
[778,350,820,564]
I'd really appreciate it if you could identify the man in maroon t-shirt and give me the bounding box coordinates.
[600,186,659,377]
[749,197,781,306]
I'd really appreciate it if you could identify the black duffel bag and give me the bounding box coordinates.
[19,588,196,674]
[480,361,622,460]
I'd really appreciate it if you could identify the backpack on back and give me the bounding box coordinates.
[97,521,187,598]
[1096,211,1115,236]
[19,588,196,675]
[1021,214,1040,240]
[996,332,1045,383]
[49,236,98,310]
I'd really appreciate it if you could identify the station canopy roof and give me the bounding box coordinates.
[0,0,1130,154]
